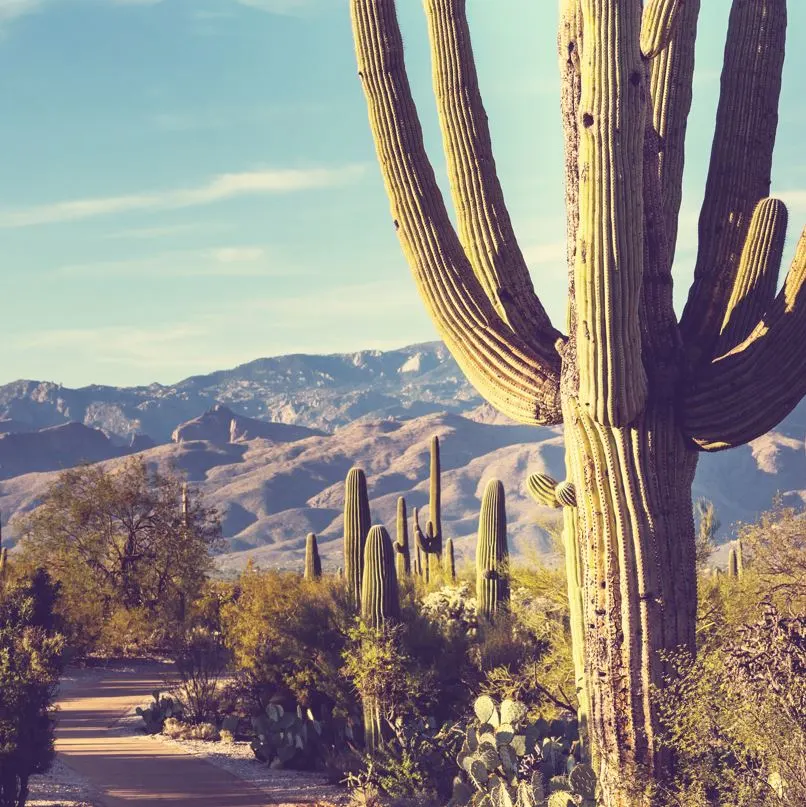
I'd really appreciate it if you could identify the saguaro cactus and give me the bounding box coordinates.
[475,479,509,621]
[361,525,400,627]
[428,435,442,559]
[444,537,456,582]
[304,532,322,580]
[344,467,371,608]
[394,496,411,577]
[350,0,805,802]
[0,513,7,586]
[360,524,400,752]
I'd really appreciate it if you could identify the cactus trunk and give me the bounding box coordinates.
[344,467,371,609]
[564,399,697,801]
[360,525,400,753]
[394,496,410,577]
[444,537,455,582]
[304,532,322,580]
[475,479,509,621]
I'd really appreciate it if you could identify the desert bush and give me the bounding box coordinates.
[221,571,355,715]
[0,569,65,807]
[163,717,220,742]
[173,626,230,724]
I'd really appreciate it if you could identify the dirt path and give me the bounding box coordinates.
[53,662,331,807]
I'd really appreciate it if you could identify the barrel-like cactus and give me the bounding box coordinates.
[445,537,456,582]
[304,532,322,580]
[361,525,400,628]
[351,0,806,798]
[344,467,371,608]
[394,496,410,577]
[475,479,509,620]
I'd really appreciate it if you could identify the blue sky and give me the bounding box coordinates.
[1,0,804,387]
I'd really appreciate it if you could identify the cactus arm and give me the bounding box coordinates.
[716,198,788,354]
[394,496,410,577]
[350,0,563,426]
[422,0,559,344]
[646,0,699,271]
[639,0,683,60]
[527,473,562,509]
[680,0,787,364]
[683,227,806,451]
[575,0,648,426]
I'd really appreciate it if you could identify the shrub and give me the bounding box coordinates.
[173,627,230,724]
[136,691,183,735]
[163,718,220,742]
[0,569,65,807]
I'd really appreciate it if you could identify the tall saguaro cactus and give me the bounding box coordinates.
[360,524,400,752]
[394,496,411,577]
[475,479,509,621]
[344,467,371,609]
[304,532,322,580]
[350,0,805,802]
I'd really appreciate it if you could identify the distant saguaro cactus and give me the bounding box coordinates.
[0,513,7,586]
[360,524,400,752]
[304,532,322,580]
[344,467,371,608]
[728,540,744,579]
[361,525,400,627]
[475,479,509,621]
[445,537,456,582]
[394,496,410,577]
[428,435,442,560]
[351,0,805,799]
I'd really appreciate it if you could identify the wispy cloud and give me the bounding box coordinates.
[54,245,292,278]
[102,222,231,240]
[0,0,42,22]
[234,0,318,15]
[0,165,366,228]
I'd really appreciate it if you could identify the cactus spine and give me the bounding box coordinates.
[394,496,410,577]
[360,525,400,752]
[351,0,804,800]
[475,479,509,621]
[344,467,371,609]
[304,532,322,580]
[444,537,456,582]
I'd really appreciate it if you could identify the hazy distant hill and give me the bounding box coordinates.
[1,343,804,571]
[0,342,478,443]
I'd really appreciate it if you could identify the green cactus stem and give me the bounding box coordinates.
[475,479,509,621]
[360,524,400,753]
[361,525,400,628]
[412,507,430,583]
[304,532,322,580]
[344,467,371,608]
[445,537,456,582]
[394,496,411,577]
[428,435,443,559]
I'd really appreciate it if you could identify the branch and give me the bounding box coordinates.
[682,226,806,451]
[645,0,700,273]
[350,0,562,425]
[424,0,559,345]
[575,0,647,426]
[679,0,787,364]
[716,198,788,354]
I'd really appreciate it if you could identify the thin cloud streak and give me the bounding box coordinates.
[0,165,366,228]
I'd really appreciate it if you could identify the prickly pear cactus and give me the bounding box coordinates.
[448,696,597,807]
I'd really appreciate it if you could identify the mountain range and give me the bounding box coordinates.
[1,341,804,571]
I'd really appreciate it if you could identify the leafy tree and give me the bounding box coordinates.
[16,457,222,652]
[0,569,65,807]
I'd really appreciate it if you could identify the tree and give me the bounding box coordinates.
[348,1,805,803]
[17,457,222,651]
[0,569,65,807]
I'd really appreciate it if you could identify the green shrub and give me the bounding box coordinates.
[0,569,65,807]
[136,691,183,735]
